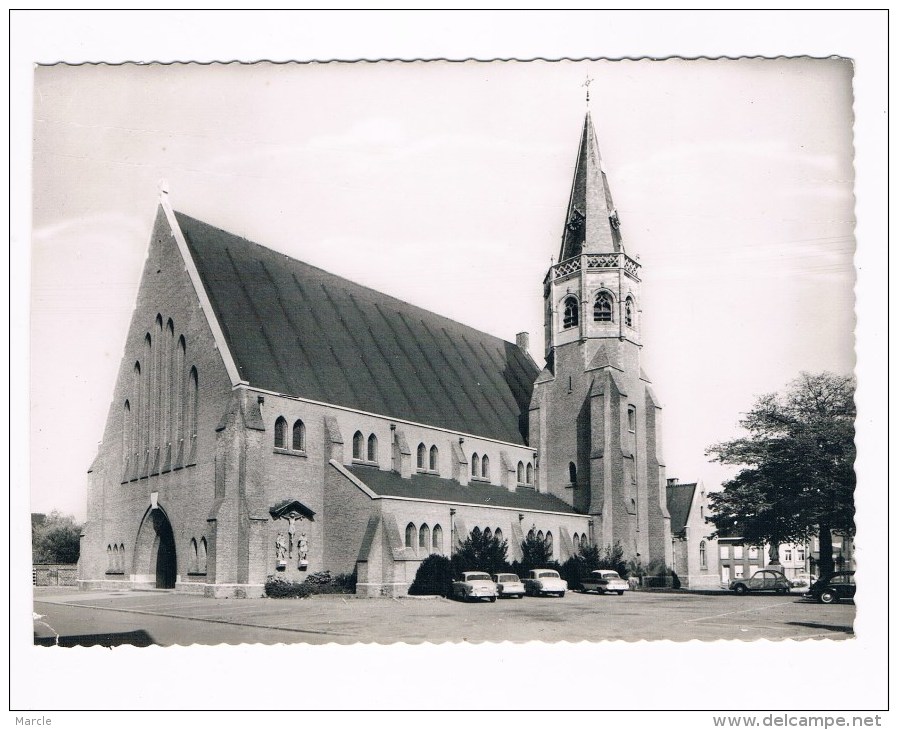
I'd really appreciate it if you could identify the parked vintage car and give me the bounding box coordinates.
[581,569,629,595]
[523,569,567,597]
[452,571,498,602]
[788,572,813,594]
[730,569,792,595]
[807,571,856,604]
[492,573,526,598]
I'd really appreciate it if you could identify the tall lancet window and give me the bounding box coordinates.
[625,296,634,328]
[562,297,579,329]
[594,291,613,322]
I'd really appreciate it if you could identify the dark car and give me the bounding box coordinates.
[729,569,792,595]
[807,571,855,604]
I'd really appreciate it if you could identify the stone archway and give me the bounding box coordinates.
[134,506,178,589]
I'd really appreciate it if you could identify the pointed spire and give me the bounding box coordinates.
[559,112,624,261]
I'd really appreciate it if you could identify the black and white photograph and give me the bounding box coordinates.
[11,10,887,722]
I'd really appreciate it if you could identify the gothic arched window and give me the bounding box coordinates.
[700,540,708,569]
[405,523,416,549]
[594,291,613,322]
[569,462,577,485]
[367,433,378,462]
[562,297,579,329]
[494,528,503,543]
[471,453,480,477]
[573,533,580,551]
[546,531,554,556]
[432,524,443,553]
[274,417,287,449]
[481,455,490,480]
[625,296,634,328]
[419,524,430,551]
[429,445,438,471]
[293,420,306,451]
[526,463,534,484]
[517,461,525,484]
[353,431,364,460]
[417,443,427,470]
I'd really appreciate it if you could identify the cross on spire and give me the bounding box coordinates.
[582,73,593,104]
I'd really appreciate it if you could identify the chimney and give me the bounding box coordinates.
[667,477,679,487]
[516,331,530,353]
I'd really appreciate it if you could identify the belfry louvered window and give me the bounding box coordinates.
[562,297,579,329]
[594,291,613,322]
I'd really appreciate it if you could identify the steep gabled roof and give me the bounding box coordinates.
[175,212,538,445]
[558,112,624,261]
[346,465,580,514]
[666,482,698,535]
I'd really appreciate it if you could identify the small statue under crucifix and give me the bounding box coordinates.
[582,73,594,104]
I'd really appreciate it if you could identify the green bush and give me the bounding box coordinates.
[451,528,510,576]
[265,569,357,598]
[409,554,454,596]
[265,576,312,598]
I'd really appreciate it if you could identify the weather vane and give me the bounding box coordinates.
[582,73,593,104]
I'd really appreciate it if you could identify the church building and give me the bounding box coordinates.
[78,113,672,597]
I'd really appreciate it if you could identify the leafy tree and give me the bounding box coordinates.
[451,528,509,576]
[512,530,561,577]
[706,372,855,577]
[561,542,629,589]
[408,554,454,596]
[32,510,82,564]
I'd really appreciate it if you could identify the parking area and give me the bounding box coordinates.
[32,587,855,646]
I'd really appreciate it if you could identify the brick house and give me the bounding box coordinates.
[78,113,672,597]
[667,479,720,589]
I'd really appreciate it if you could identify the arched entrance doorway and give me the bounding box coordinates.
[134,507,178,589]
[154,512,177,589]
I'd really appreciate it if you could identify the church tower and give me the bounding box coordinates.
[529,113,672,567]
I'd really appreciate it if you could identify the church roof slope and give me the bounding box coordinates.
[345,466,580,514]
[176,212,538,445]
[666,482,698,535]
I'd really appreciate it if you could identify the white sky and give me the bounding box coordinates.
[11,10,888,718]
[31,57,856,520]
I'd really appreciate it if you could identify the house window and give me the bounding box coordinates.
[748,546,759,559]
[720,545,729,559]
[274,417,287,449]
[353,431,364,460]
[292,420,306,451]
[419,524,430,551]
[429,445,438,471]
[594,291,613,322]
[526,463,533,484]
[405,523,416,549]
[784,548,793,562]
[734,565,744,579]
[517,461,525,484]
[471,453,480,477]
[481,455,490,480]
[367,433,378,462]
[797,548,806,562]
[734,545,744,559]
[562,297,579,329]
[625,296,634,327]
[700,541,707,569]
[417,443,427,470]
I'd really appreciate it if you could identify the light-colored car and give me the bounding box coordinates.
[452,571,498,602]
[581,569,629,595]
[492,573,526,598]
[788,572,813,594]
[523,568,567,597]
